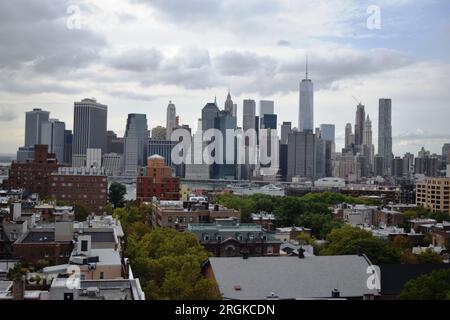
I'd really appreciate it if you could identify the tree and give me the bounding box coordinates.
[7,263,27,281]
[400,269,450,300]
[320,225,401,265]
[126,227,219,300]
[74,201,90,221]
[298,212,343,239]
[109,182,127,208]
[417,249,443,264]
[151,126,167,141]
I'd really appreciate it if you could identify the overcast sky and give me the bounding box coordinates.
[0,0,449,156]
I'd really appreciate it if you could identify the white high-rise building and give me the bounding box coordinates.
[72,98,108,164]
[166,101,177,141]
[103,153,123,176]
[124,114,149,175]
[362,115,375,172]
[86,148,102,168]
[299,58,314,132]
[41,119,66,163]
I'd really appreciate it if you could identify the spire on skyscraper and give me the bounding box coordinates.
[305,56,309,80]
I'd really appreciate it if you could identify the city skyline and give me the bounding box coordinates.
[0,1,450,156]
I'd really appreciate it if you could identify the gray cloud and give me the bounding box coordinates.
[0,1,107,74]
[109,48,163,72]
[0,107,18,122]
[214,51,277,77]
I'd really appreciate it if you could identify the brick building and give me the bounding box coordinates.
[49,167,108,214]
[416,178,450,214]
[188,218,281,257]
[152,200,241,231]
[4,145,67,196]
[136,155,180,202]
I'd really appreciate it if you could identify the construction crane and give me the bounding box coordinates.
[352,96,363,106]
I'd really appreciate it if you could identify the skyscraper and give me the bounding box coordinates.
[378,98,393,175]
[166,101,177,140]
[25,108,50,147]
[224,91,234,116]
[64,130,73,164]
[243,99,256,132]
[281,122,292,145]
[298,58,314,132]
[41,119,66,163]
[124,114,149,175]
[72,98,108,166]
[287,131,316,181]
[354,103,365,147]
[320,124,335,145]
[442,143,450,163]
[202,101,220,133]
[345,123,354,150]
[213,110,237,180]
[362,115,375,174]
[259,100,274,118]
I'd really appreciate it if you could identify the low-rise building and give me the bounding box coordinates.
[49,167,108,214]
[372,208,404,228]
[275,226,312,243]
[416,177,450,213]
[152,200,241,231]
[4,145,68,196]
[188,218,281,257]
[203,255,379,300]
[251,212,276,230]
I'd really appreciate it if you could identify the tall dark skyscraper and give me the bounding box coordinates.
[64,130,73,164]
[214,110,237,180]
[354,103,365,147]
[202,101,220,133]
[287,131,316,181]
[25,108,50,147]
[378,98,393,175]
[72,98,108,166]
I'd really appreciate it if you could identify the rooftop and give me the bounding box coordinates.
[208,255,378,300]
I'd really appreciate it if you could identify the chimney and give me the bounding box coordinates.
[298,247,305,259]
[12,278,25,300]
[331,289,340,299]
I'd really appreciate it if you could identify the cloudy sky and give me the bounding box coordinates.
[0,0,449,156]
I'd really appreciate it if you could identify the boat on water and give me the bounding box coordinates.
[260,184,283,191]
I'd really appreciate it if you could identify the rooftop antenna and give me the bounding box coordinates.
[305,56,309,80]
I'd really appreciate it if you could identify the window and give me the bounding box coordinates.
[267,246,274,255]
[100,272,104,279]
[81,240,89,252]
